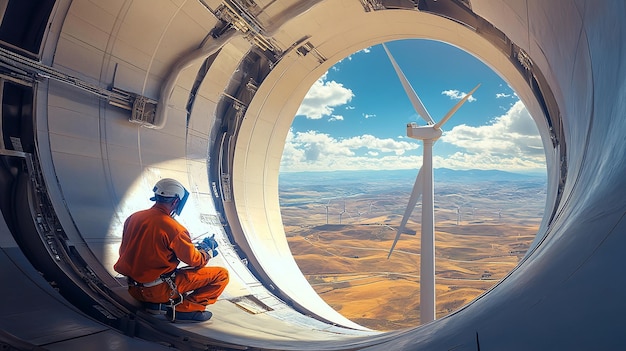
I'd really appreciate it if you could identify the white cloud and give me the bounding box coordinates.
[362,113,376,119]
[296,73,354,119]
[496,92,512,98]
[280,130,419,171]
[329,115,344,122]
[438,100,545,171]
[342,134,416,155]
[442,89,477,102]
[284,98,545,173]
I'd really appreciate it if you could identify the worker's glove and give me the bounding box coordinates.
[196,234,219,258]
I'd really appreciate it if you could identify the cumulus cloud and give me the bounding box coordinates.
[442,89,477,102]
[341,134,416,155]
[362,113,376,119]
[329,115,344,122]
[283,99,545,173]
[438,100,545,171]
[296,73,354,119]
[280,130,419,171]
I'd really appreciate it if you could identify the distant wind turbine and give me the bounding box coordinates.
[339,199,346,224]
[382,42,480,324]
[324,200,331,224]
[356,209,363,223]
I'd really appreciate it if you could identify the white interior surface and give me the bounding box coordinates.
[2,0,625,350]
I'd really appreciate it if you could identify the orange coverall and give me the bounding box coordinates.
[114,203,229,312]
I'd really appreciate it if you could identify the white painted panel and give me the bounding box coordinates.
[53,35,105,81]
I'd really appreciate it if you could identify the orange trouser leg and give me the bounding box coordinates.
[173,266,229,312]
[127,266,229,313]
[128,281,171,304]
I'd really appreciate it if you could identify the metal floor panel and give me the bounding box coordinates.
[43,329,173,351]
[0,246,169,350]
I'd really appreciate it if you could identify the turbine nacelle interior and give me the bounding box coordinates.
[1,1,623,350]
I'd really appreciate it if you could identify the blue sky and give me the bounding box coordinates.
[280,39,546,174]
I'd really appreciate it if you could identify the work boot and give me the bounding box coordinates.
[166,308,213,322]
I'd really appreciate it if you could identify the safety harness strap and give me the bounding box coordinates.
[128,270,189,322]
[161,271,184,322]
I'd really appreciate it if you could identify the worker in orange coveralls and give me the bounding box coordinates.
[114,178,229,322]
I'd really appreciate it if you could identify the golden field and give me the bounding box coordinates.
[280,172,544,331]
[285,221,536,330]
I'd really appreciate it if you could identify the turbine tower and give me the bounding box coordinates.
[382,42,479,324]
[339,198,346,224]
[325,200,331,224]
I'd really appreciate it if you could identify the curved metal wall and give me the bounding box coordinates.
[0,0,624,350]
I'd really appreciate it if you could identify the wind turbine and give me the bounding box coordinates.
[356,208,363,223]
[339,199,346,224]
[382,42,480,324]
[324,200,331,224]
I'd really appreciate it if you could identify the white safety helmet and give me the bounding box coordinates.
[150,178,189,216]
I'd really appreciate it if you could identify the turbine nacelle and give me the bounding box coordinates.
[407,123,443,140]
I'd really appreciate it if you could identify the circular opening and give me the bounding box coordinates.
[280,39,547,331]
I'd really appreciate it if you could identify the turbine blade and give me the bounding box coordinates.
[382,43,435,125]
[434,83,481,130]
[388,167,424,259]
